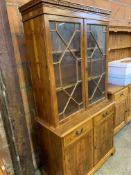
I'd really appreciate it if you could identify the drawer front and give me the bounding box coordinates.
[94,106,114,126]
[64,120,93,147]
[114,88,128,102]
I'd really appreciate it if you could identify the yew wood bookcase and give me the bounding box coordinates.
[20,1,115,175]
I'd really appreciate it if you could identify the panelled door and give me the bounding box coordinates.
[85,20,108,105]
[44,15,85,122]
[64,130,93,175]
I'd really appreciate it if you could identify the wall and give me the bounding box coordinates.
[5,0,38,170]
[68,0,131,26]
[0,0,35,174]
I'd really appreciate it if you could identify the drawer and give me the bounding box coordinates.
[64,120,93,147]
[114,88,128,102]
[94,106,114,126]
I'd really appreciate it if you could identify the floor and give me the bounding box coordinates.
[95,122,131,175]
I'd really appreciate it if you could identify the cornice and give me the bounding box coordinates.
[19,0,111,16]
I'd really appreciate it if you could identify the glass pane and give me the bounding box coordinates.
[61,52,77,86]
[65,99,78,117]
[90,89,104,104]
[88,61,91,77]
[51,31,66,52]
[49,21,83,119]
[99,74,106,92]
[54,64,60,88]
[50,21,56,30]
[88,80,95,100]
[87,32,96,49]
[70,31,81,58]
[78,60,82,81]
[87,24,106,104]
[75,24,80,30]
[57,91,69,114]
[91,59,103,76]
[57,22,75,43]
[72,83,83,104]
[92,48,103,59]
[91,25,106,54]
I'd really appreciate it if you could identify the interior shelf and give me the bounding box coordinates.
[52,47,96,54]
[56,80,82,92]
[88,72,105,81]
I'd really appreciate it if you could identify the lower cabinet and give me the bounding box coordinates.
[36,103,115,175]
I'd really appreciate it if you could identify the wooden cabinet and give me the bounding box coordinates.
[108,84,128,134]
[20,1,114,175]
[36,102,114,175]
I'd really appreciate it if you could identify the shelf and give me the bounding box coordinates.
[56,80,82,92]
[88,58,105,62]
[88,72,106,81]
[109,46,131,51]
[52,47,101,54]
[109,26,131,33]
[52,49,79,54]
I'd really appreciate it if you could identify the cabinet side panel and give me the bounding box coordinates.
[37,123,64,175]
[23,16,56,126]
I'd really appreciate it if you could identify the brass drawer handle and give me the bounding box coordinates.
[120,93,124,96]
[103,112,108,118]
[75,128,83,136]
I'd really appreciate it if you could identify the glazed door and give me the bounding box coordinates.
[45,15,85,122]
[64,130,93,175]
[85,20,108,105]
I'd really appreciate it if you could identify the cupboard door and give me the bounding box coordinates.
[86,23,107,104]
[48,16,84,120]
[129,95,131,117]
[94,113,113,165]
[115,99,126,127]
[64,130,93,175]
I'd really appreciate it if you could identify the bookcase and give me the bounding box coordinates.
[20,1,115,174]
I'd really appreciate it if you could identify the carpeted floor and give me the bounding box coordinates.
[95,122,131,175]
